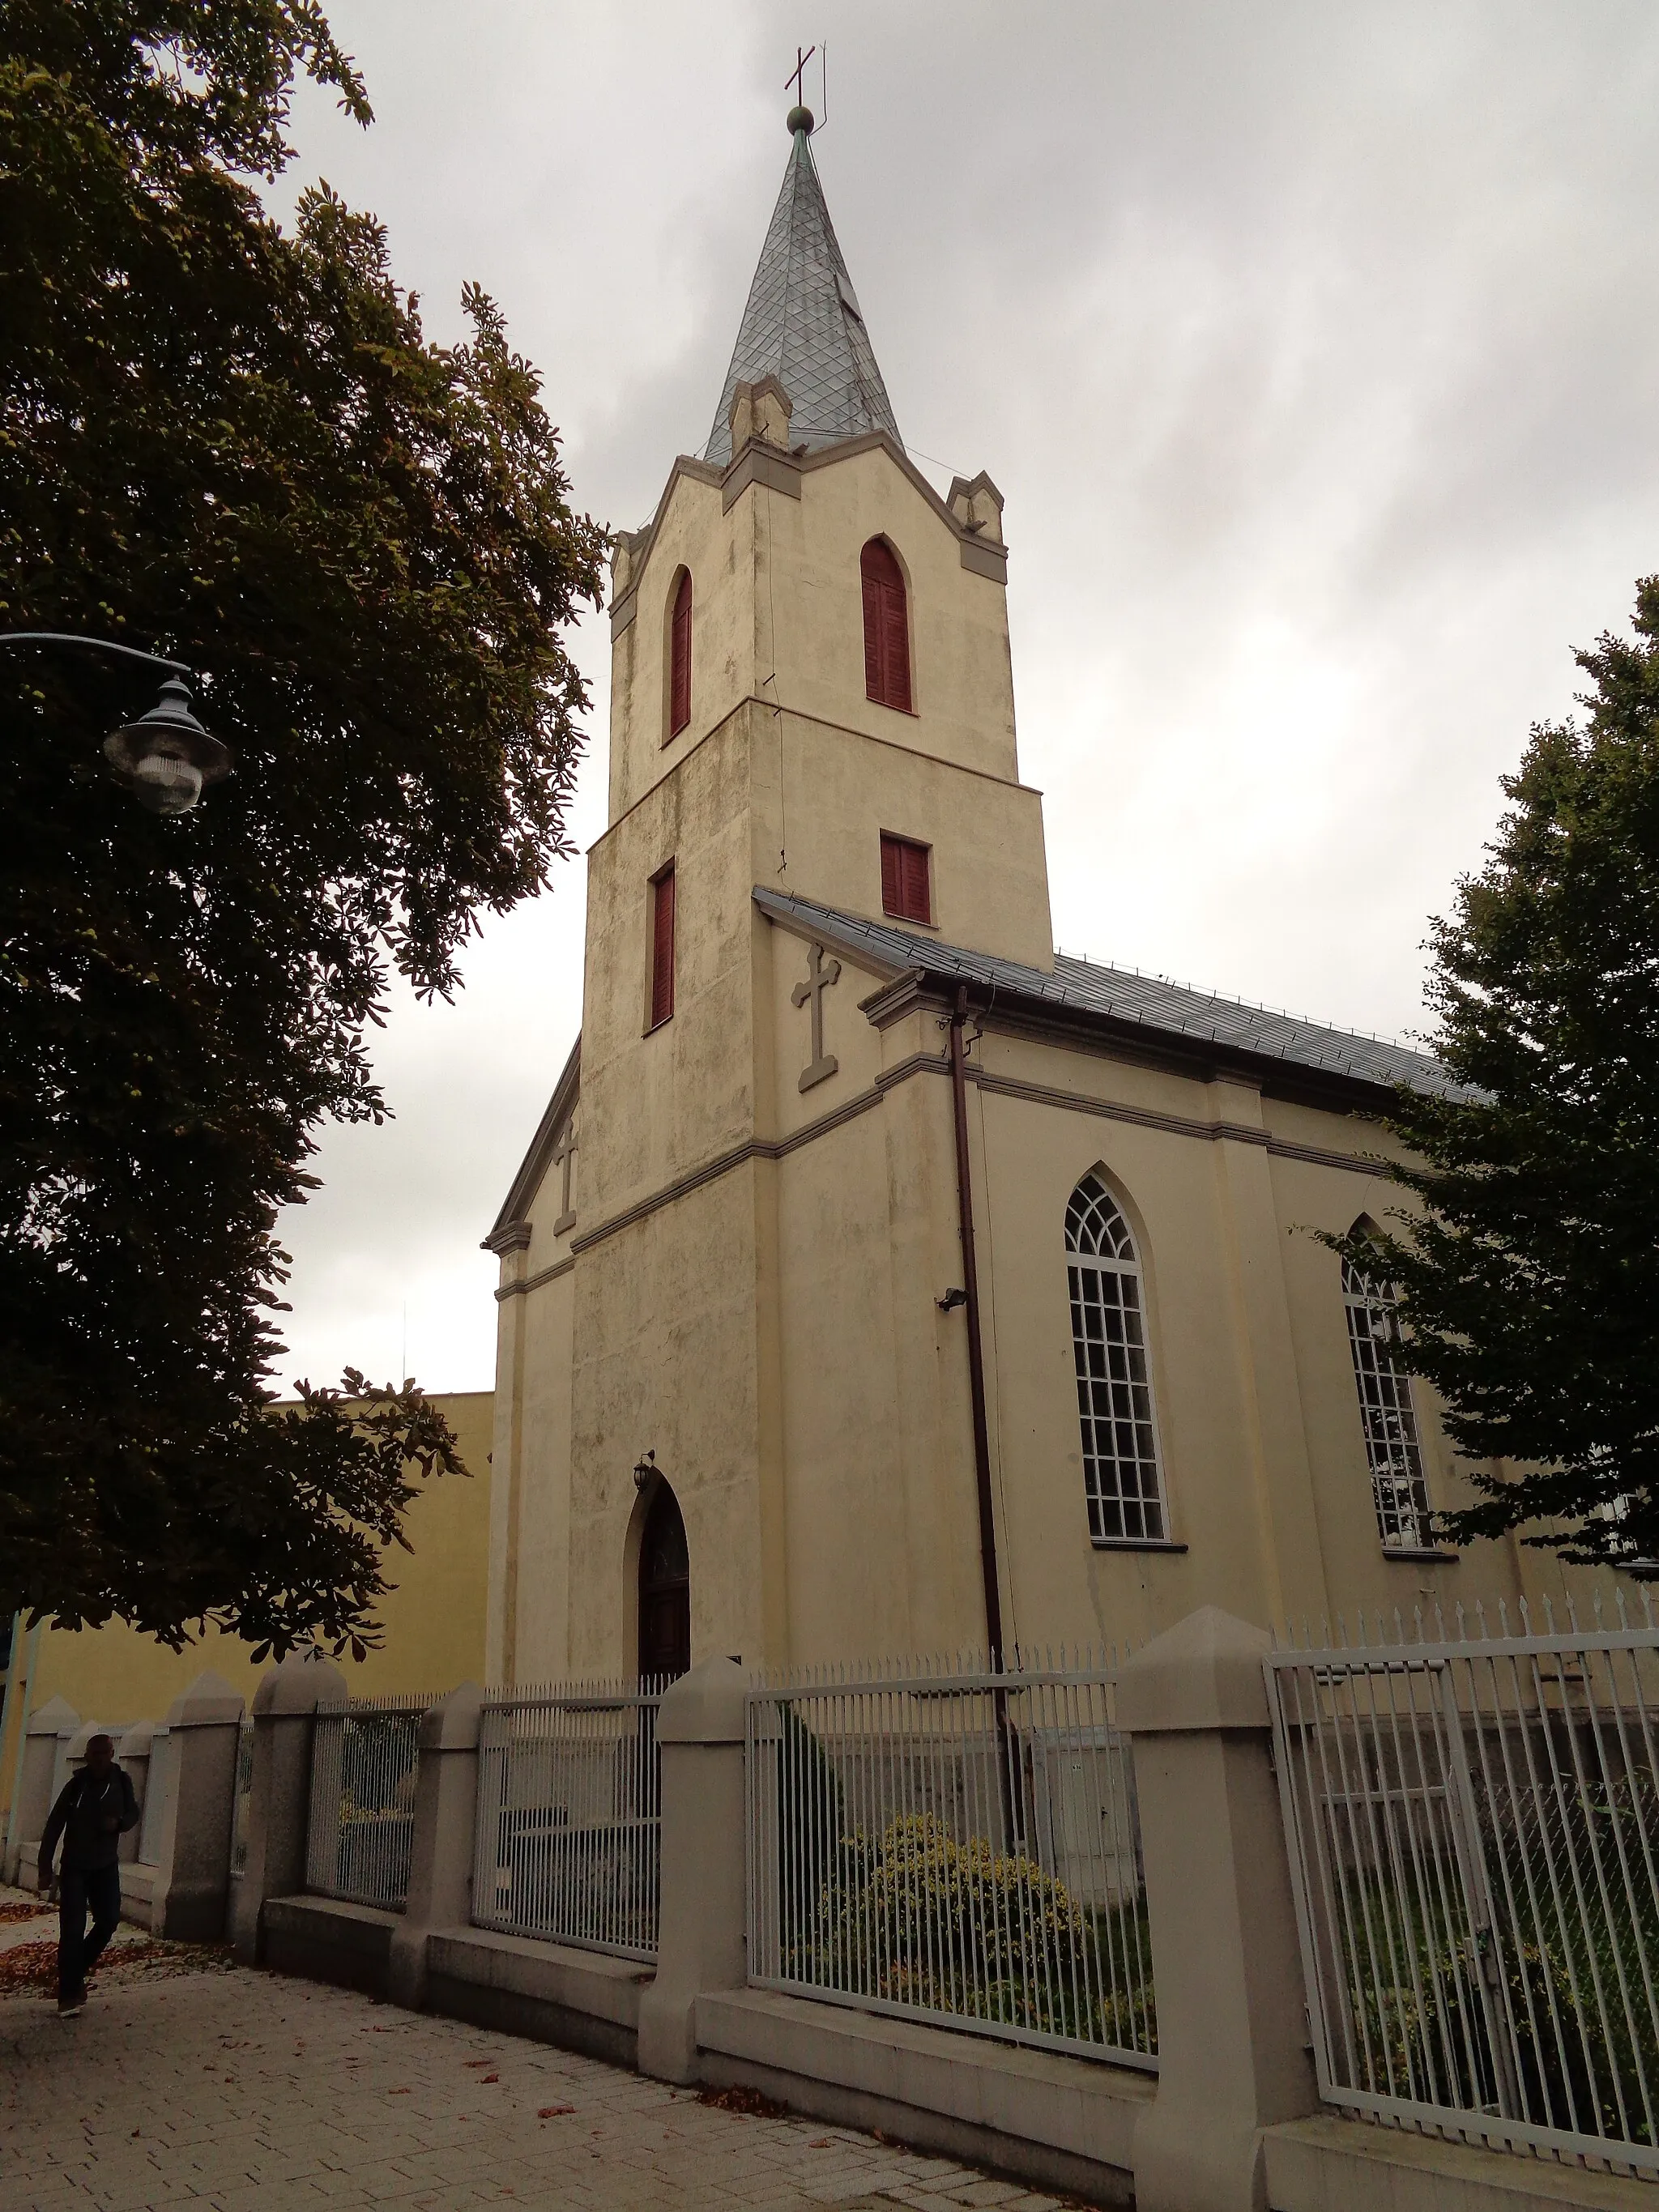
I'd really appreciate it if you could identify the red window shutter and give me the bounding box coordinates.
[860,539,910,710]
[669,571,692,737]
[881,583,911,713]
[650,867,676,1026]
[881,833,903,916]
[863,572,884,700]
[902,839,930,924]
[880,833,930,925]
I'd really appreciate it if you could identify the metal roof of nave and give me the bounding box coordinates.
[703,113,902,470]
[754,888,1465,1102]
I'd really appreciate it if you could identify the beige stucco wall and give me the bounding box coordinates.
[487,430,1643,1690]
[488,1259,574,1686]
[1,1390,493,1819]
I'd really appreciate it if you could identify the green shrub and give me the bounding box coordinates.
[788,1811,1156,2052]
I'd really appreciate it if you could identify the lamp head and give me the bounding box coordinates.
[103,677,232,814]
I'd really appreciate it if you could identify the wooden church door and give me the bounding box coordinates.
[638,1483,691,1681]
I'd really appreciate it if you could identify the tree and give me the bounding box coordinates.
[0,2,608,1655]
[1343,579,1659,1571]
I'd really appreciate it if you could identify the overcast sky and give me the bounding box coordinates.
[268,2,1659,1399]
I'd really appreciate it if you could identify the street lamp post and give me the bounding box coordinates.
[2,632,232,814]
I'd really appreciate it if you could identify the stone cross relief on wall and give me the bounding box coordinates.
[792,942,840,1092]
[552,1118,578,1234]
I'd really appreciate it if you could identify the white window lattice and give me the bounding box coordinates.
[1065,1175,1167,1543]
[1341,1256,1433,1550]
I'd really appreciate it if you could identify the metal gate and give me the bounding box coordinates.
[1266,1604,1659,2175]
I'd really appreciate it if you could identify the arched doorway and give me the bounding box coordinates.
[637,1482,690,1681]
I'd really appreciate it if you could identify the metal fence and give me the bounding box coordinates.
[305,1695,433,1912]
[1266,1592,1659,2176]
[746,1651,1154,2067]
[471,1679,666,1961]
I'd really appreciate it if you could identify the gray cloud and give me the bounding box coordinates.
[268,0,1659,1393]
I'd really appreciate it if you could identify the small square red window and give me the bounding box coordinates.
[880,833,931,926]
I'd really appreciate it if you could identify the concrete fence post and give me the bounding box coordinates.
[1118,1605,1318,2212]
[231,1649,348,1963]
[6,1695,79,1885]
[114,1721,156,1865]
[388,1681,484,2012]
[637,1656,749,2084]
[150,1671,246,1942]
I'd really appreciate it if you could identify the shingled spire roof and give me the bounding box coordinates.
[703,110,902,469]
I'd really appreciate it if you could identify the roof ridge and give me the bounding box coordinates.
[1051,947,1430,1063]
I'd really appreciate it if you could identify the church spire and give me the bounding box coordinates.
[702,106,902,469]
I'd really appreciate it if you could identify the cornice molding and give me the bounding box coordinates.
[720,440,804,513]
[543,1040,1391,1272]
[588,699,1036,866]
[494,1252,574,1302]
[484,1033,581,1252]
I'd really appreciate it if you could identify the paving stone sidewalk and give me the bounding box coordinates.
[0,1892,1079,2212]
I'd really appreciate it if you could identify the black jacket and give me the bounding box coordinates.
[40,1765,139,1874]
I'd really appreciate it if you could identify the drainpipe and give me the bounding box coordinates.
[947,983,1005,1664]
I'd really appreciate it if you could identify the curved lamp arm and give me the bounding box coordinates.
[0,630,194,678]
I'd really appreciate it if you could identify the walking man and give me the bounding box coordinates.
[38,1733,139,2015]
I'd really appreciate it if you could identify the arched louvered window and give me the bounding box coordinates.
[1341,1253,1433,1550]
[1065,1174,1167,1542]
[668,569,693,739]
[861,538,912,713]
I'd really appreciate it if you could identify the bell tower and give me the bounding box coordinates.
[599,106,1054,969]
[488,106,1054,1682]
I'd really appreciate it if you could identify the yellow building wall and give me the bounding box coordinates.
[1,1390,493,1819]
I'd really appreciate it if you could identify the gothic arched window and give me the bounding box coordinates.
[861,538,912,713]
[668,569,693,739]
[1341,1251,1433,1550]
[1065,1174,1167,1542]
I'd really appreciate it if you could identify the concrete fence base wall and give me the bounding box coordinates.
[697,1988,1145,2207]
[262,1895,399,1998]
[21,1610,1654,2212]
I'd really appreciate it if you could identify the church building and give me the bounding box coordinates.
[483,108,1533,1687]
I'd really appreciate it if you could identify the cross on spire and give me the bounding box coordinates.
[791,941,840,1093]
[786,45,816,110]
